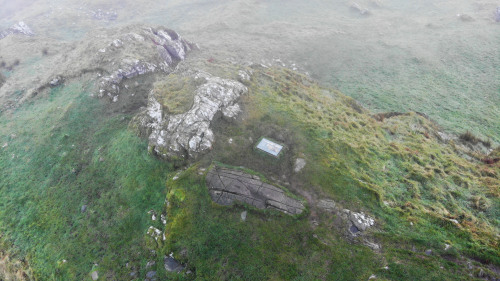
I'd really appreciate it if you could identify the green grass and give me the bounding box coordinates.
[0,65,497,280]
[0,82,172,279]
[158,66,497,279]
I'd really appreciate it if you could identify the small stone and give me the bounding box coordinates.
[91,270,98,280]
[368,274,377,280]
[146,261,155,268]
[241,211,247,221]
[81,205,87,213]
[49,76,63,86]
[382,266,389,270]
[146,271,156,279]
[228,138,233,144]
[425,249,432,255]
[294,158,306,173]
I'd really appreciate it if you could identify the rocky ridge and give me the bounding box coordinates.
[0,25,196,109]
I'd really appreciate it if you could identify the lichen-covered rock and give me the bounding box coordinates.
[97,27,197,101]
[0,21,34,40]
[142,73,247,160]
[206,166,305,215]
[0,25,196,109]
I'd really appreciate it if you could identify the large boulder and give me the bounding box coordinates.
[206,166,305,215]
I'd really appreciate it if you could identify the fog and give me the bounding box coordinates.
[1,0,499,140]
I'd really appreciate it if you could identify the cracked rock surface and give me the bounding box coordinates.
[205,166,305,215]
[139,72,247,160]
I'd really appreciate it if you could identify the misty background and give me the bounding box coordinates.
[1,0,499,142]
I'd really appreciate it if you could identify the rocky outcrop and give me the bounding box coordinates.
[206,166,305,215]
[97,27,197,101]
[0,25,196,110]
[164,255,185,273]
[136,72,247,160]
[317,199,375,234]
[0,21,34,40]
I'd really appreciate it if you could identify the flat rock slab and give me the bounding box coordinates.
[206,166,304,215]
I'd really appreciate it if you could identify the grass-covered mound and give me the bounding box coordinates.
[0,64,497,280]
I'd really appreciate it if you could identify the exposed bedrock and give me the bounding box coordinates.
[133,71,248,160]
[97,27,197,101]
[205,166,305,215]
[0,21,34,40]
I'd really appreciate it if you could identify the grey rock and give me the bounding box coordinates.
[0,21,34,40]
[496,7,500,22]
[146,74,247,159]
[164,255,184,273]
[206,166,305,215]
[81,205,87,213]
[364,240,381,250]
[317,199,336,211]
[294,158,306,173]
[146,260,155,268]
[49,76,63,87]
[146,270,156,279]
[91,270,98,280]
[425,249,432,255]
[241,211,247,221]
[349,211,375,231]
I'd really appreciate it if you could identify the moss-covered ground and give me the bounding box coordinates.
[0,66,498,280]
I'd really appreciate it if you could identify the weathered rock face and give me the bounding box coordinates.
[97,27,197,101]
[206,166,305,215]
[0,25,196,110]
[136,72,247,160]
[0,21,34,40]
[317,199,375,234]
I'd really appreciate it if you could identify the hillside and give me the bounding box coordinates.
[0,24,498,280]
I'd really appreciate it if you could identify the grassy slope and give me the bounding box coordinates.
[0,81,172,280]
[160,67,498,280]
[0,66,497,280]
